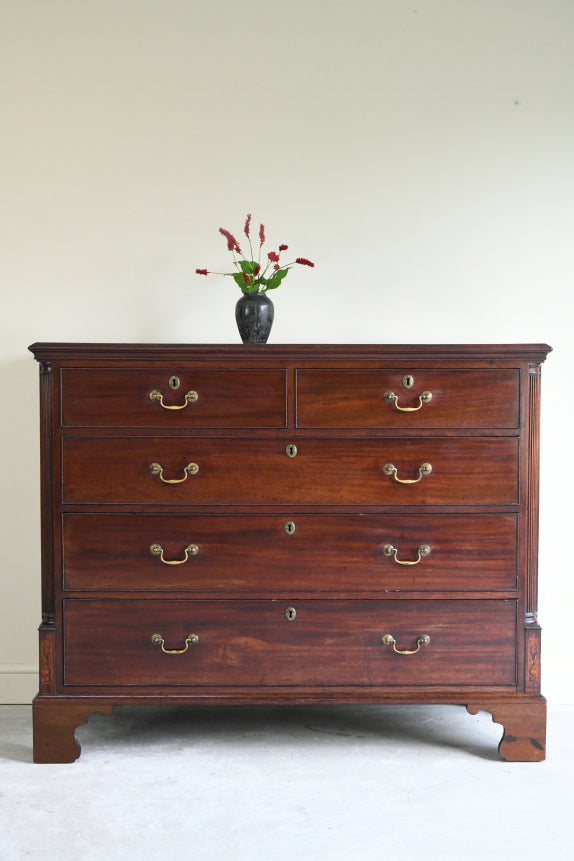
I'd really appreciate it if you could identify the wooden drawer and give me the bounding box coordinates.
[62,437,519,506]
[296,369,520,428]
[60,368,287,428]
[63,598,517,687]
[62,513,518,592]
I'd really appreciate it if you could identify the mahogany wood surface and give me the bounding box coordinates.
[29,343,552,762]
[62,436,519,506]
[29,342,552,361]
[61,368,287,428]
[63,598,517,687]
[296,369,519,428]
[62,512,518,592]
[33,697,113,763]
[38,624,56,693]
[466,698,546,762]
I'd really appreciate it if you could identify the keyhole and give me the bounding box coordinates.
[286,444,298,458]
[284,520,296,535]
[284,607,297,621]
[169,376,181,390]
[402,374,414,390]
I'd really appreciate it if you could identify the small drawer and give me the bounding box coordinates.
[60,368,287,428]
[63,598,517,687]
[62,436,519,506]
[296,369,520,428]
[62,513,518,592]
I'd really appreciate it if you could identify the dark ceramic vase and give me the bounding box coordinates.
[235,293,274,344]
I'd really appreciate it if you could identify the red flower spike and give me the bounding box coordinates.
[219,227,241,254]
[202,218,313,294]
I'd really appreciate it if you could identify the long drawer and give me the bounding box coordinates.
[63,598,517,687]
[60,368,287,428]
[62,437,519,505]
[296,369,520,428]
[62,513,518,592]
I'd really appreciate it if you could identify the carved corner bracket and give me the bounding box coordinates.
[466,698,546,762]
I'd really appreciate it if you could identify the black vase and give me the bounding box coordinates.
[235,293,274,344]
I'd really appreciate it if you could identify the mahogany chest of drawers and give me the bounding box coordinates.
[29,343,551,762]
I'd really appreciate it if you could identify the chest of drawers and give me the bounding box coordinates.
[29,343,551,762]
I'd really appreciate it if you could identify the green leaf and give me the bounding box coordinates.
[233,271,258,293]
[239,260,258,274]
[265,268,289,290]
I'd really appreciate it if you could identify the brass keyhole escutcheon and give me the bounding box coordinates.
[284,606,297,621]
[402,374,414,389]
[286,444,298,458]
[169,376,181,390]
[284,520,296,535]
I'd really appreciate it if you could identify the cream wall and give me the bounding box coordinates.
[1,0,573,702]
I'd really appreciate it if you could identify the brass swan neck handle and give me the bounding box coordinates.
[383,390,432,412]
[149,543,199,565]
[149,462,199,484]
[383,462,432,484]
[381,634,431,655]
[149,389,198,410]
[382,543,431,566]
[150,633,199,654]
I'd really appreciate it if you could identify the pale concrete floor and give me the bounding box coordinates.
[0,703,572,861]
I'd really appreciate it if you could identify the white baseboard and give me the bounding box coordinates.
[1,667,573,705]
[0,665,38,704]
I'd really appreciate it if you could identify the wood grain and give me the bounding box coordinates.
[63,598,517,687]
[467,698,546,762]
[61,368,287,428]
[62,512,518,592]
[296,369,519,428]
[62,436,519,506]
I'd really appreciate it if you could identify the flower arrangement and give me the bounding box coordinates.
[196,214,314,294]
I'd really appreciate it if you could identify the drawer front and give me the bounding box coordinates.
[63,599,517,687]
[60,369,287,428]
[62,437,519,505]
[296,369,520,428]
[63,513,518,592]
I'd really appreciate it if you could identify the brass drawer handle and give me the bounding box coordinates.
[382,543,431,566]
[149,462,199,483]
[383,462,432,484]
[381,633,431,655]
[149,389,199,410]
[149,543,199,565]
[383,390,432,412]
[150,633,199,654]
